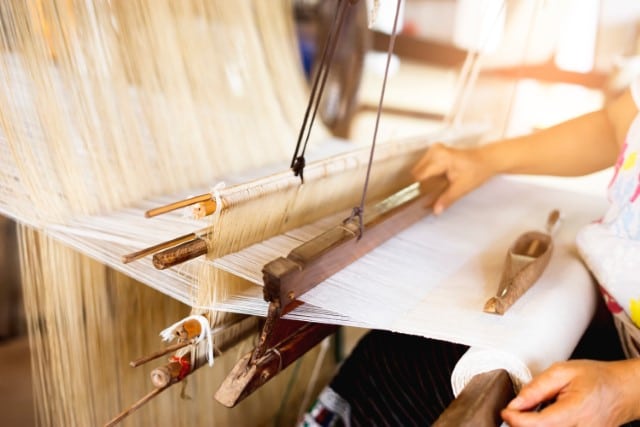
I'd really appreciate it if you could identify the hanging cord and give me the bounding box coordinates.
[347,0,402,239]
[291,0,352,182]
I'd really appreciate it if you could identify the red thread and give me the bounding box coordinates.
[170,355,191,380]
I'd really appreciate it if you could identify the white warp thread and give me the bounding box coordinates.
[160,314,215,367]
[211,176,604,395]
[451,347,531,395]
[210,181,226,225]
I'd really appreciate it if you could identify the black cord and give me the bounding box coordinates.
[291,0,351,182]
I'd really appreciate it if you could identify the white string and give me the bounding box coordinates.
[160,314,215,367]
[368,0,381,29]
[210,181,226,224]
[297,336,332,422]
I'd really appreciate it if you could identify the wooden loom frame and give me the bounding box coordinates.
[215,176,448,406]
[213,175,516,426]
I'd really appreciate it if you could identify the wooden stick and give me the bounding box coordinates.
[129,340,191,368]
[121,232,196,264]
[145,193,213,218]
[103,386,168,427]
[109,316,258,426]
[152,237,209,270]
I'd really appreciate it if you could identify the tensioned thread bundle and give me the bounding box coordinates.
[0,1,335,425]
[0,0,315,224]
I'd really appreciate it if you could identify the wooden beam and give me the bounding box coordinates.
[263,177,448,306]
[433,369,515,427]
[218,177,447,408]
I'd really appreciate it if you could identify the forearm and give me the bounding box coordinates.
[477,90,636,178]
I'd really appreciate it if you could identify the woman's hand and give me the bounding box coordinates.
[411,143,496,214]
[501,359,640,427]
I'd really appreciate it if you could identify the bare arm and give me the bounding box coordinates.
[412,89,638,213]
[483,89,637,177]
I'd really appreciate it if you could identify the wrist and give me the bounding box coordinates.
[612,359,640,422]
[475,143,508,177]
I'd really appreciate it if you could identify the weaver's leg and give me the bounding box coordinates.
[304,330,468,426]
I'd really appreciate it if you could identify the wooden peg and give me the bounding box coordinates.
[152,237,208,269]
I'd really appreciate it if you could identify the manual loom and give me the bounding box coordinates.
[0,0,607,426]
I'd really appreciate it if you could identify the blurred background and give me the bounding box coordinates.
[3,0,640,425]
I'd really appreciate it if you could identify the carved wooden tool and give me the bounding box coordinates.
[484,210,560,315]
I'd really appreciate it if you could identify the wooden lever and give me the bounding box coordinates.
[215,310,337,407]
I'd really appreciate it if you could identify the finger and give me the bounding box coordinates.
[502,399,576,427]
[410,149,432,176]
[501,408,546,427]
[501,407,544,427]
[412,160,447,183]
[432,181,471,214]
[411,144,447,181]
[508,366,571,410]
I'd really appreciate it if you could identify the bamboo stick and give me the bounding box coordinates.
[103,386,168,427]
[152,237,209,269]
[129,341,191,368]
[121,232,197,264]
[145,194,213,218]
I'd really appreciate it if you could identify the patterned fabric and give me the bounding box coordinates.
[577,76,640,356]
[301,388,349,427]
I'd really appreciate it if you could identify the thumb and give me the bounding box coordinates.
[412,158,447,183]
[508,368,570,410]
[432,181,471,214]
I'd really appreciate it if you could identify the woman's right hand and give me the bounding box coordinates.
[411,143,496,214]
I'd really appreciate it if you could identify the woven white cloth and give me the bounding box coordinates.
[215,176,605,393]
